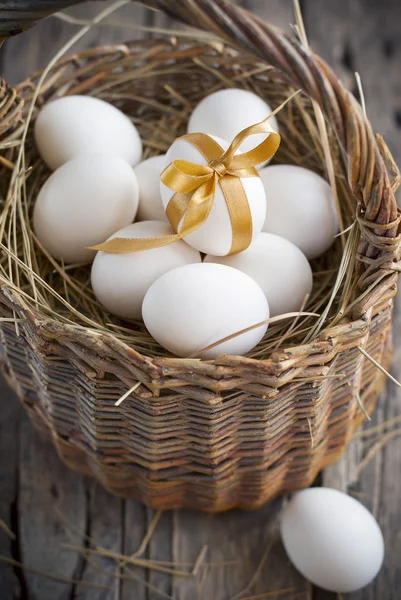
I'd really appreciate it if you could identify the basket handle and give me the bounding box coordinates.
[142,2,400,219]
[1,0,400,284]
[0,1,85,38]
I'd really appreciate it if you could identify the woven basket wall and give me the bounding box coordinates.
[0,1,400,512]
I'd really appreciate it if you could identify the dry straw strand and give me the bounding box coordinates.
[357,430,401,476]
[353,415,401,440]
[293,0,344,243]
[355,392,372,422]
[0,519,15,540]
[358,346,401,388]
[229,534,278,600]
[62,544,191,578]
[239,590,294,600]
[115,381,141,406]
[0,555,113,591]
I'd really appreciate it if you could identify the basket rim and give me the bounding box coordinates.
[1,272,398,376]
[1,36,400,372]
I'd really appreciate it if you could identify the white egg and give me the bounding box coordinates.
[135,155,168,222]
[142,263,269,358]
[188,88,278,164]
[280,488,385,593]
[91,221,201,320]
[35,95,142,170]
[205,233,312,317]
[260,164,339,259]
[33,155,139,263]
[161,136,266,255]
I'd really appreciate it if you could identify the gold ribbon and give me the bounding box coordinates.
[90,118,280,255]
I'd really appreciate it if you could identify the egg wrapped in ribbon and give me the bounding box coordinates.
[90,120,280,258]
[159,126,280,256]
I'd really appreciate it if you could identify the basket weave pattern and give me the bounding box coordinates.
[0,283,394,510]
[0,0,400,511]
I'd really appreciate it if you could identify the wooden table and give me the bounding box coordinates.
[1,1,400,598]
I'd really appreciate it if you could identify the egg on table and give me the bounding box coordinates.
[260,164,339,259]
[188,88,278,164]
[142,263,269,358]
[134,155,168,222]
[280,487,385,593]
[205,232,313,317]
[33,154,139,263]
[35,95,142,170]
[91,221,201,320]
[160,135,266,256]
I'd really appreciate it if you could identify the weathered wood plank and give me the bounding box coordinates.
[18,420,87,600]
[0,376,23,599]
[148,509,173,600]
[77,481,123,600]
[305,1,401,598]
[304,0,401,165]
[120,500,147,600]
[172,501,307,600]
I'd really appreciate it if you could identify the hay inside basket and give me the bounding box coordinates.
[0,32,362,362]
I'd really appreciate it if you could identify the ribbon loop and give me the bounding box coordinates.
[90,115,281,255]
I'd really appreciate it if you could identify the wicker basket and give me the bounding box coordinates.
[0,1,400,512]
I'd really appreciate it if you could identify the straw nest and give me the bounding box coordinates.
[1,41,361,356]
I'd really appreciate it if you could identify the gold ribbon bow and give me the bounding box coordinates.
[90,118,280,255]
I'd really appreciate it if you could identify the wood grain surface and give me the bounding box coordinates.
[0,1,400,599]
